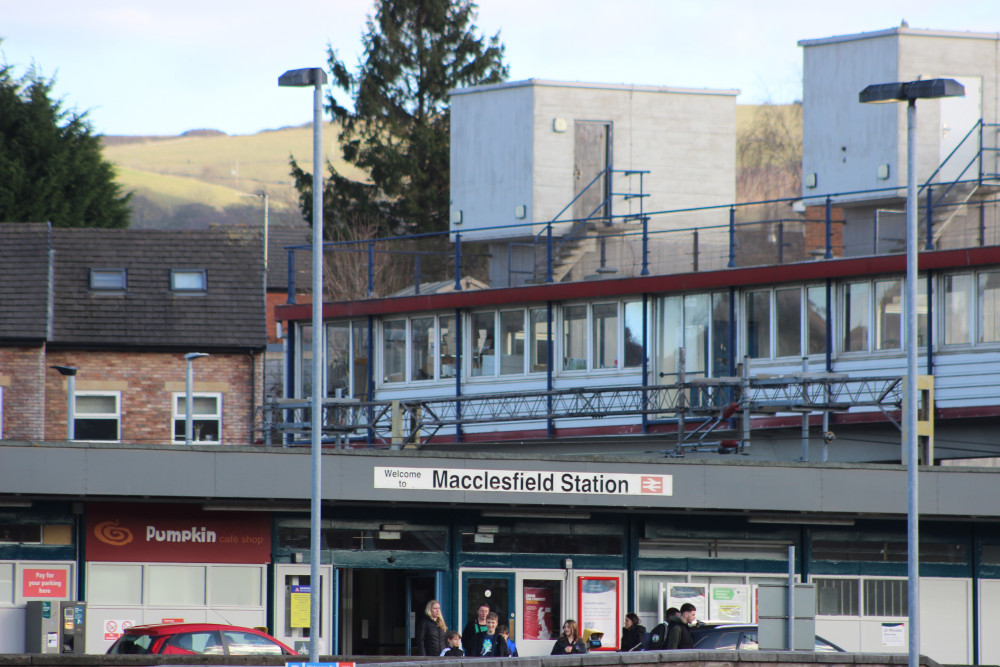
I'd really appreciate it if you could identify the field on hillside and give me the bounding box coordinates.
[102,124,368,226]
[102,104,801,229]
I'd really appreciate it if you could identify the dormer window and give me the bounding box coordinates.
[90,268,127,292]
[171,269,207,292]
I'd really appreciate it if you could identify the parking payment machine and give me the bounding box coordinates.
[26,601,86,654]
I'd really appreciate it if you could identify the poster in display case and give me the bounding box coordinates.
[578,576,620,650]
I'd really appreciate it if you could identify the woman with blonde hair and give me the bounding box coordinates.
[416,599,448,656]
[550,619,588,654]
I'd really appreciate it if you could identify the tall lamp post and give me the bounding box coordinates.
[279,66,327,662]
[50,365,78,440]
[184,353,210,445]
[859,78,964,667]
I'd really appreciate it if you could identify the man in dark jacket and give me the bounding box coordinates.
[666,603,696,649]
[462,603,490,655]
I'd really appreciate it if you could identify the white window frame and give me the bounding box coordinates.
[743,285,830,361]
[171,391,223,444]
[89,268,127,292]
[498,308,528,376]
[73,390,121,442]
[468,310,499,379]
[171,269,207,292]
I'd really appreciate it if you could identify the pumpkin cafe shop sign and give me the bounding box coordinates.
[374,467,672,496]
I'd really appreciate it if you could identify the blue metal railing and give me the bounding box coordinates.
[283,120,1000,301]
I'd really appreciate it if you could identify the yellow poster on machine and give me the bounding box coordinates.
[290,585,310,628]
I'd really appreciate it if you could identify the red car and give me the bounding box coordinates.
[106,622,298,656]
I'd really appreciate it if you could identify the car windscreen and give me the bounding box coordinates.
[108,633,154,654]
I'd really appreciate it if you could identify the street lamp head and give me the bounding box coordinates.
[859,78,965,104]
[50,365,77,376]
[184,352,210,361]
[278,68,328,88]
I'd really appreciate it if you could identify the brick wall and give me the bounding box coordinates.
[39,350,262,446]
[0,346,46,439]
[804,203,845,257]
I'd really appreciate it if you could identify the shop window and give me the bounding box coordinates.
[460,523,622,555]
[623,300,646,368]
[529,308,549,373]
[470,312,496,377]
[0,562,12,604]
[172,393,221,443]
[500,310,525,375]
[943,273,972,345]
[813,539,966,564]
[210,565,262,606]
[638,537,790,560]
[979,270,1000,343]
[842,278,926,353]
[863,578,907,617]
[73,391,120,442]
[842,281,871,352]
[874,279,903,350]
[278,525,446,552]
[744,286,825,361]
[328,320,371,397]
[562,305,587,371]
[439,315,457,379]
[0,525,42,543]
[806,285,827,355]
[382,319,406,383]
[88,564,142,604]
[411,316,434,381]
[523,580,562,640]
[327,321,351,397]
[775,287,801,357]
[815,578,859,616]
[592,303,618,368]
[982,544,1000,564]
[745,290,771,358]
[148,565,205,605]
[298,324,314,398]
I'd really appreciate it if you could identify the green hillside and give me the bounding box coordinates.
[102,105,801,229]
[102,124,367,228]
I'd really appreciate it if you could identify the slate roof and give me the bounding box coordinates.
[43,227,265,350]
[0,223,52,342]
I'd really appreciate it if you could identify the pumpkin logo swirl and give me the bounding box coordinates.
[94,520,133,546]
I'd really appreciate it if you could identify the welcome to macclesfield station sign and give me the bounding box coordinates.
[374,467,672,496]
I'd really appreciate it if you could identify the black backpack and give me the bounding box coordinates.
[646,622,668,650]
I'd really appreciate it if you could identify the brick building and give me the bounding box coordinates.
[0,223,266,444]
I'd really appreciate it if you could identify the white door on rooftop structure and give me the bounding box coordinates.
[938,75,982,184]
[573,121,611,224]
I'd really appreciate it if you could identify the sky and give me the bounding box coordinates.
[2,0,998,137]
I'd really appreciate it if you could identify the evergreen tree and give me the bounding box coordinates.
[0,61,131,228]
[291,0,507,236]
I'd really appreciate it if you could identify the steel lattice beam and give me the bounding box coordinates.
[266,375,902,446]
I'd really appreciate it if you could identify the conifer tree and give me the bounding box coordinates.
[291,0,507,236]
[0,61,131,227]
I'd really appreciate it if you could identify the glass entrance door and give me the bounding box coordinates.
[461,572,515,655]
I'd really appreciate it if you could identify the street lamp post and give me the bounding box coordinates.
[50,365,78,440]
[184,353,210,445]
[279,66,327,662]
[859,78,964,667]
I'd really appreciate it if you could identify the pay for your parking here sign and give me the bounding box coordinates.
[374,467,672,496]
